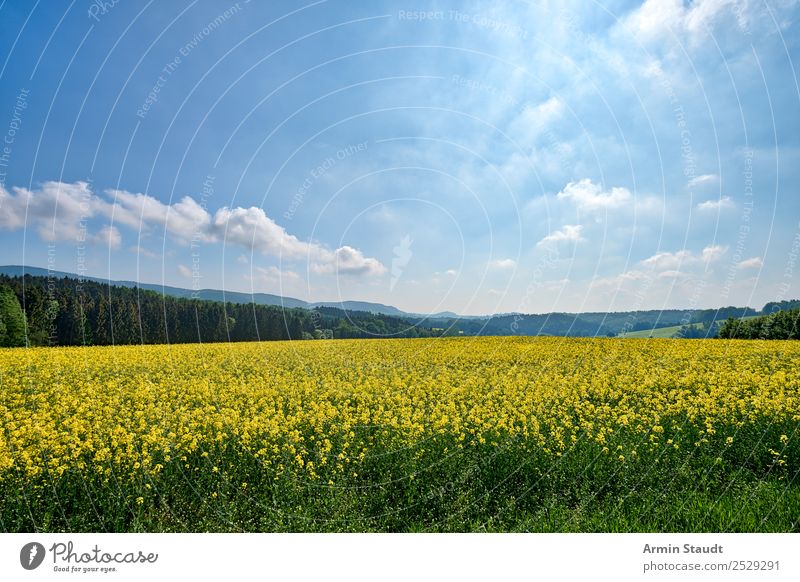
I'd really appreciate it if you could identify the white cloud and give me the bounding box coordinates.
[619,269,648,282]
[0,180,386,278]
[0,181,95,241]
[621,0,795,51]
[623,0,744,46]
[178,264,192,278]
[533,96,565,121]
[537,224,584,246]
[94,225,121,249]
[211,206,311,258]
[688,174,719,188]
[103,189,211,241]
[128,245,159,259]
[445,269,458,277]
[556,179,632,211]
[489,258,516,270]
[642,249,693,270]
[697,196,734,211]
[508,96,565,146]
[251,266,301,284]
[684,0,738,37]
[590,269,648,290]
[309,245,386,277]
[701,244,727,262]
[641,244,727,271]
[624,0,687,42]
[737,256,763,269]
[658,269,687,279]
[211,208,385,276]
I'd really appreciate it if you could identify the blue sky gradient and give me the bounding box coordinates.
[0,0,798,314]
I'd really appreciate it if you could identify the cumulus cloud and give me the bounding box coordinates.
[211,206,311,258]
[642,249,694,270]
[590,269,648,290]
[556,179,632,211]
[509,96,565,144]
[658,269,687,279]
[309,245,386,277]
[0,181,386,278]
[209,207,385,276]
[489,258,516,270]
[737,256,763,269]
[641,244,727,271]
[0,181,95,241]
[94,225,121,249]
[623,0,752,45]
[701,244,727,262]
[624,0,687,41]
[129,245,159,259]
[697,196,734,211]
[250,266,301,284]
[104,189,211,241]
[688,174,719,188]
[177,264,192,278]
[537,224,584,246]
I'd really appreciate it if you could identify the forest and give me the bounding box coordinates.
[0,274,437,347]
[1,273,798,348]
[718,308,800,340]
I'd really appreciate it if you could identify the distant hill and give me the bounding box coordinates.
[0,272,441,346]
[0,265,307,308]
[0,265,456,318]
[2,265,792,339]
[312,300,457,319]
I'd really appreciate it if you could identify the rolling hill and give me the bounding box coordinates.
[0,265,456,318]
[1,265,788,339]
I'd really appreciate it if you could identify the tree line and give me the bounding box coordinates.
[718,308,800,340]
[2,273,799,347]
[0,275,437,347]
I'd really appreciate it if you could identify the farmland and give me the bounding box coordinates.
[1,337,798,532]
[618,324,694,338]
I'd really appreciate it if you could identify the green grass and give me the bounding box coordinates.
[619,316,760,339]
[620,324,691,338]
[3,419,798,532]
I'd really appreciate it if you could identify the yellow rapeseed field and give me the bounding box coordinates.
[1,336,798,531]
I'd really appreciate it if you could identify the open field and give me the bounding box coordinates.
[619,316,761,338]
[618,324,694,338]
[1,337,799,532]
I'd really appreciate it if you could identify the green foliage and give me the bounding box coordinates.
[689,306,758,326]
[5,273,800,346]
[673,322,721,338]
[0,285,27,347]
[0,274,437,347]
[719,309,800,339]
[3,419,797,532]
[763,299,800,314]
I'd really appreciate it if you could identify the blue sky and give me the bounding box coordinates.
[0,0,798,315]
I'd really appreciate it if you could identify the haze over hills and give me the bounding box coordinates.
[2,264,798,341]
